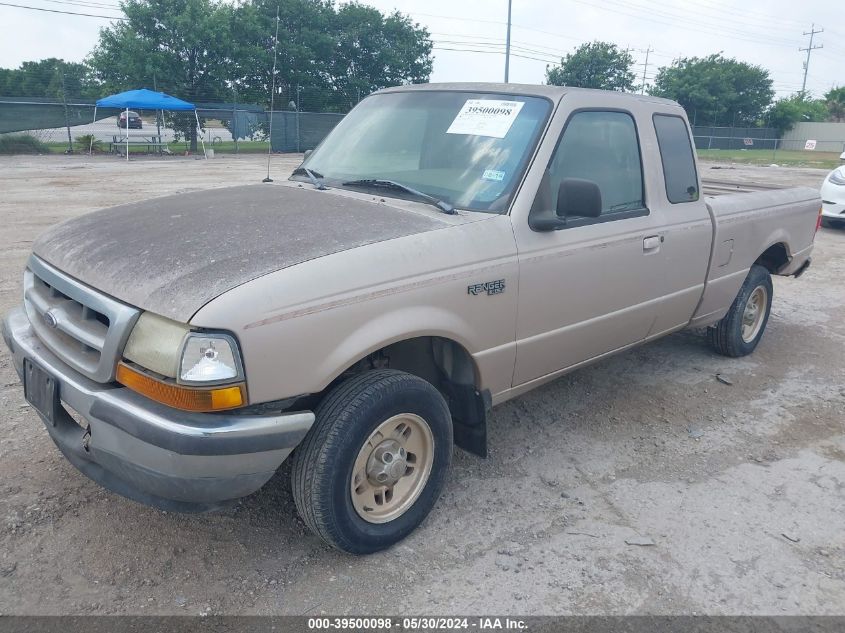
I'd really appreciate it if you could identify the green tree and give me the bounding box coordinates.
[767,93,829,134]
[226,0,336,110]
[89,0,433,148]
[545,41,635,92]
[89,0,235,151]
[0,58,96,99]
[825,87,845,122]
[228,0,431,112]
[649,54,774,126]
[328,4,432,110]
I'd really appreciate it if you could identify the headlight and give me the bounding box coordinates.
[120,313,247,411]
[123,312,189,377]
[179,333,243,385]
[829,169,845,186]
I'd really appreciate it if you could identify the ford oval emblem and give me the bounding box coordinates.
[43,310,59,329]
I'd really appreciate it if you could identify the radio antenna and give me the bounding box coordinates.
[263,7,280,183]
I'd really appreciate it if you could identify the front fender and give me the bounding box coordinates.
[314,305,478,391]
[190,217,520,404]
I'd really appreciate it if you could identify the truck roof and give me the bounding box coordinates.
[376,82,682,108]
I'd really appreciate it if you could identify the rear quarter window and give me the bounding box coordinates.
[653,114,699,204]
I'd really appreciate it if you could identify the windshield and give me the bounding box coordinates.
[295,91,552,213]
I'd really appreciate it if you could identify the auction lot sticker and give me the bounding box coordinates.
[447,99,525,138]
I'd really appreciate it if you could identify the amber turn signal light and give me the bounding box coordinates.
[116,362,245,412]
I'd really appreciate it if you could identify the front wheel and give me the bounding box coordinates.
[708,264,773,357]
[290,369,453,554]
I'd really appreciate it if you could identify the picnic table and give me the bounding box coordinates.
[110,134,168,155]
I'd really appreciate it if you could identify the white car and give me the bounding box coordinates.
[821,165,845,228]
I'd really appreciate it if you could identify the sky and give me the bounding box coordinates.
[0,0,841,102]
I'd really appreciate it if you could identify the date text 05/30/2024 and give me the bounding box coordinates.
[307,617,527,630]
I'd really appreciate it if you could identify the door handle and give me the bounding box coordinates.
[643,235,662,251]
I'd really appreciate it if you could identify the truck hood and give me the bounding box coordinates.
[32,184,450,322]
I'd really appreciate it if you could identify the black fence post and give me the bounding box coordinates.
[296,85,302,153]
[233,87,239,154]
[58,67,73,154]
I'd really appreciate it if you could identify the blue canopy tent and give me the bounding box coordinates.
[91,88,205,160]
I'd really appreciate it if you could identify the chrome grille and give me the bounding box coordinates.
[23,255,140,383]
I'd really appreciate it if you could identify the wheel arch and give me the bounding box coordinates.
[754,241,791,274]
[316,333,490,458]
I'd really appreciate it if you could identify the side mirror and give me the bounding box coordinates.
[556,178,602,219]
[303,149,313,160]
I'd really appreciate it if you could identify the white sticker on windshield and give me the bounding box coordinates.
[447,99,525,138]
[482,169,505,181]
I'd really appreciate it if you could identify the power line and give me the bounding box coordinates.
[412,11,584,45]
[606,0,803,44]
[689,0,807,30]
[800,24,823,94]
[567,0,801,49]
[628,0,805,34]
[432,39,560,62]
[36,0,123,9]
[0,0,123,18]
[431,46,561,65]
[430,31,566,57]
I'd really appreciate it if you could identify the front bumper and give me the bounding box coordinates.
[2,306,314,511]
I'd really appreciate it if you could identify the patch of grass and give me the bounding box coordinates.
[0,134,51,154]
[94,139,271,155]
[698,148,843,169]
[209,140,270,154]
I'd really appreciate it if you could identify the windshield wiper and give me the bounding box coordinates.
[291,166,327,190]
[341,179,456,215]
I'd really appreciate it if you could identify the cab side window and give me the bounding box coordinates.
[653,114,699,203]
[549,110,645,216]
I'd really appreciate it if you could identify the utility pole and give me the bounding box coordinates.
[504,0,512,82]
[640,45,653,95]
[800,24,823,94]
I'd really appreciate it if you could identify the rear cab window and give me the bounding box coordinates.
[653,114,700,203]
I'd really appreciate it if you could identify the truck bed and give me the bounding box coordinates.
[689,185,820,328]
[701,178,785,196]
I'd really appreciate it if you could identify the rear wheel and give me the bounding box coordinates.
[290,369,452,554]
[708,264,773,357]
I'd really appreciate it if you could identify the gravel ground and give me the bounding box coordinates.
[0,154,843,616]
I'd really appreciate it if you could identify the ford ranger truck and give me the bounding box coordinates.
[2,83,821,554]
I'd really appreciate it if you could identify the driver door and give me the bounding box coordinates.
[511,108,666,386]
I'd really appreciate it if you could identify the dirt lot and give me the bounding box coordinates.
[0,154,843,615]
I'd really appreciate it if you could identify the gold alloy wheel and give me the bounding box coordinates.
[741,285,768,343]
[350,413,435,524]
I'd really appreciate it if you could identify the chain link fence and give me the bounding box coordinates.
[0,83,360,156]
[692,126,779,151]
[4,85,845,164]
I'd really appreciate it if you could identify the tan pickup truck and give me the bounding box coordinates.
[2,83,821,553]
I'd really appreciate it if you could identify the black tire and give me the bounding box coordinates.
[290,369,452,554]
[708,264,773,357]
